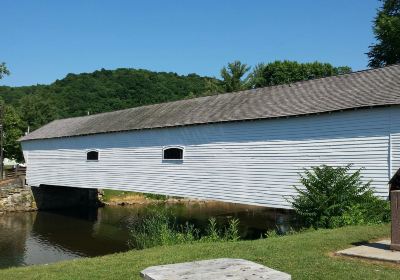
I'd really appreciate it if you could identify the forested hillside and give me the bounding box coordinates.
[0,68,221,131]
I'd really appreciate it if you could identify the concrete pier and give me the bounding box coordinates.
[31,185,102,210]
[391,191,400,251]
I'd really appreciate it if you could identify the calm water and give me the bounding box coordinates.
[0,202,293,269]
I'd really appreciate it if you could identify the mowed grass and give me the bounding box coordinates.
[0,224,398,280]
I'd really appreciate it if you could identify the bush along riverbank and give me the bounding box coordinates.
[127,209,241,249]
[290,164,390,229]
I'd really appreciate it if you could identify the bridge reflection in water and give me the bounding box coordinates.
[0,202,293,268]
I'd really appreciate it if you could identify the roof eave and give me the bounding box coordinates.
[19,104,397,142]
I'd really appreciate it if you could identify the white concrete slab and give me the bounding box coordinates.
[140,258,291,280]
[336,239,400,263]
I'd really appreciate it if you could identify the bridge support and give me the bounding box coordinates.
[31,185,102,210]
[391,191,400,251]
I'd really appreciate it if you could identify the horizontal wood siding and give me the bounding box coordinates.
[22,106,400,209]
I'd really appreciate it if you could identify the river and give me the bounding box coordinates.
[0,201,293,269]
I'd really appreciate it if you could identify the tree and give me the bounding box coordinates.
[367,0,400,68]
[203,78,224,95]
[0,63,24,162]
[18,94,58,131]
[0,62,10,79]
[247,63,267,89]
[0,100,25,161]
[220,61,251,92]
[248,60,351,88]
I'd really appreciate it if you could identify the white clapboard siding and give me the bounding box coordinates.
[22,106,400,209]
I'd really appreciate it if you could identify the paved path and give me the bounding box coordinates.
[336,239,400,263]
[141,258,291,280]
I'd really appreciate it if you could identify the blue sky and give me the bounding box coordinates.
[1,0,380,86]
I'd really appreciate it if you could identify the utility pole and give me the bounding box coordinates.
[0,105,3,180]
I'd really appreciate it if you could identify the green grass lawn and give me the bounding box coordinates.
[0,224,398,280]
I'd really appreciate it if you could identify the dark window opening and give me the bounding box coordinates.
[163,147,183,160]
[87,150,99,161]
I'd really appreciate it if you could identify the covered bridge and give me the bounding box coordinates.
[20,64,400,208]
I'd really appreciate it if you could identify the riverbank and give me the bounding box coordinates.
[101,189,208,205]
[0,178,36,213]
[0,224,397,279]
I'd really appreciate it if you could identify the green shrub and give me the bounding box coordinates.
[331,199,390,227]
[290,164,390,229]
[128,211,241,249]
[127,210,200,249]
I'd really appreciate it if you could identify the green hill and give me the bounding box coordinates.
[0,68,221,130]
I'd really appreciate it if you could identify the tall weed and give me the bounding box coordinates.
[128,212,241,249]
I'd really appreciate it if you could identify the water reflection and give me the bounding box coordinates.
[0,202,293,269]
[0,212,36,268]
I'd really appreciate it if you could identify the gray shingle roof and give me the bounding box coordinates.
[20,64,400,141]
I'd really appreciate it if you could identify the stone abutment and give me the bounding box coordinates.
[0,179,102,213]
